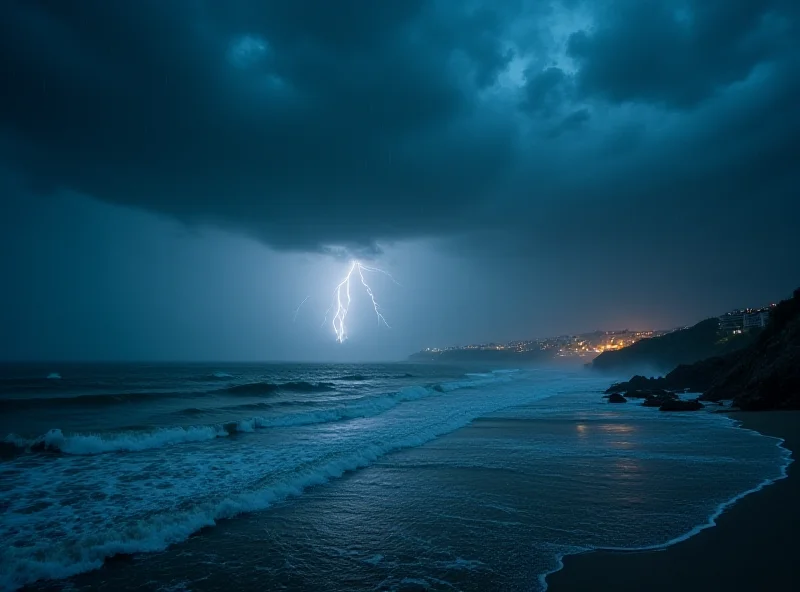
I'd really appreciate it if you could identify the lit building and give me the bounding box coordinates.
[719,307,772,333]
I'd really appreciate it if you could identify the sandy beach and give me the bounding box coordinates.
[548,411,800,592]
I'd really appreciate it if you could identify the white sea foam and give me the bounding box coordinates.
[1,370,790,592]
[16,425,229,455]
[537,417,794,591]
[598,422,793,551]
[0,371,555,590]
[6,375,511,457]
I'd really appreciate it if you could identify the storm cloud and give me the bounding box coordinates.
[0,0,798,360]
[2,0,796,253]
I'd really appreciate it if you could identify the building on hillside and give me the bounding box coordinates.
[719,307,772,333]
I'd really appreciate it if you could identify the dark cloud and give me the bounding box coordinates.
[1,0,798,265]
[1,0,520,255]
[522,67,574,116]
[568,0,797,107]
[546,108,590,138]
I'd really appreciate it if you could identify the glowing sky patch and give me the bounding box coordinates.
[227,35,269,68]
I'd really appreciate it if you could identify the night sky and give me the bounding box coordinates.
[1,0,798,361]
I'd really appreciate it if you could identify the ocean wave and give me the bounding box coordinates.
[4,426,231,455]
[0,385,542,591]
[337,372,414,381]
[0,380,337,412]
[2,372,515,457]
[184,371,236,383]
[254,385,437,428]
[220,381,335,395]
[0,376,72,396]
[173,407,209,417]
[215,399,316,413]
[217,382,282,395]
[0,391,188,411]
[435,370,516,392]
[0,393,181,411]
[3,384,452,457]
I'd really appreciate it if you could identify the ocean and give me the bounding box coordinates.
[0,363,791,591]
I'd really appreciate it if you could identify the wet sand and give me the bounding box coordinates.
[548,411,800,592]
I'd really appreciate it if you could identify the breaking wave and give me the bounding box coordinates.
[3,385,445,456]
[5,426,230,455]
[1,372,517,457]
[0,380,545,592]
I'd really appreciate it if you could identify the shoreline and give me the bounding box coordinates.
[546,410,800,591]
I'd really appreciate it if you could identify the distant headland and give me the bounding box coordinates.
[409,300,775,367]
[408,329,670,364]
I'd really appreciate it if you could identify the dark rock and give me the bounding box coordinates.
[641,391,679,407]
[622,389,650,398]
[605,375,666,394]
[659,399,704,411]
[665,354,743,393]
[624,388,676,399]
[607,393,628,403]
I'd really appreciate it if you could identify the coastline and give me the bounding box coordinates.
[547,410,800,592]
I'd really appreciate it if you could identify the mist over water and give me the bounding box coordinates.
[0,363,790,591]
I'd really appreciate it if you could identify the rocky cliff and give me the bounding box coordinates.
[701,288,800,410]
[605,289,800,411]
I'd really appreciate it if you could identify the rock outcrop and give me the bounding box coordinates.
[659,399,704,412]
[702,289,800,410]
[641,391,679,407]
[605,353,743,396]
[605,289,800,411]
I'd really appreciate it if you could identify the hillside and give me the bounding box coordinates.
[605,289,800,411]
[701,289,800,409]
[590,318,757,374]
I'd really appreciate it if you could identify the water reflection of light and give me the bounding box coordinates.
[613,457,646,504]
[598,423,635,434]
[614,457,643,474]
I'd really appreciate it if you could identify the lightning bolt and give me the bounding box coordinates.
[323,260,398,343]
[293,295,311,322]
